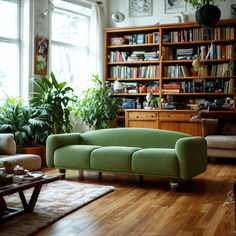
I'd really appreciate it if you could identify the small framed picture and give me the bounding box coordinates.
[165,0,186,14]
[34,37,48,75]
[129,0,152,17]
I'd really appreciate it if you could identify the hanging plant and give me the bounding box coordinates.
[185,0,225,27]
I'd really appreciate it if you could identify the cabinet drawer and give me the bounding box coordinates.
[128,112,158,120]
[159,112,196,122]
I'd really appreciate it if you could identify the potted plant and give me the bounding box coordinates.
[0,96,50,153]
[185,0,225,27]
[30,71,76,134]
[74,74,121,130]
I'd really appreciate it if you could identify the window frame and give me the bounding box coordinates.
[0,0,21,99]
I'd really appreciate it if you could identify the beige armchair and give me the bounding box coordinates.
[0,133,41,171]
[202,118,236,158]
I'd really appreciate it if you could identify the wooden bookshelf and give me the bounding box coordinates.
[104,19,236,134]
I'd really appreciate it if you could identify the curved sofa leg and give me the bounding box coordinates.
[170,178,179,191]
[78,170,84,179]
[59,169,66,180]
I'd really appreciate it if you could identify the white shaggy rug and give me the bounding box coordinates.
[0,180,115,236]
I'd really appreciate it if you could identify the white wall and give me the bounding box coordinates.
[106,0,236,28]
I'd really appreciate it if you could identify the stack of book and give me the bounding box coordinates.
[176,48,194,60]
[162,83,181,93]
[127,51,145,61]
[144,51,159,61]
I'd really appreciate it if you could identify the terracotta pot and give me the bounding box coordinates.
[22,146,43,156]
[195,4,221,27]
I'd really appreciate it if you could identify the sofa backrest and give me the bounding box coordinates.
[81,128,190,149]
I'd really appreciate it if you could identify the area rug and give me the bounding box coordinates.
[0,180,115,236]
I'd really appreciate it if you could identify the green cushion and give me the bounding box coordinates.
[90,146,141,172]
[132,148,179,177]
[81,128,190,149]
[54,145,101,169]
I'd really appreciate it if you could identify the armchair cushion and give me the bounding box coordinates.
[0,134,16,155]
[205,135,236,149]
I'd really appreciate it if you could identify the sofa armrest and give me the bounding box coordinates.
[202,118,219,137]
[46,133,81,167]
[0,133,16,155]
[175,137,207,180]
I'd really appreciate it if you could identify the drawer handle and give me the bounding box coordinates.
[136,116,139,118]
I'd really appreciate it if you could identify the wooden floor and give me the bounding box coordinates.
[35,158,236,236]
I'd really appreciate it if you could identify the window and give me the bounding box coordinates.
[51,0,91,94]
[0,0,21,100]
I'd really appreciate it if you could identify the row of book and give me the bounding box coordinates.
[167,26,235,43]
[163,65,189,77]
[164,63,231,78]
[163,79,233,93]
[198,44,235,60]
[201,63,232,77]
[109,65,160,79]
[109,50,160,63]
[123,32,159,45]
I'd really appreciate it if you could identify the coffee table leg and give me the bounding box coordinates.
[18,185,42,212]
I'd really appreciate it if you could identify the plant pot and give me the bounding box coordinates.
[195,4,221,27]
[22,146,43,156]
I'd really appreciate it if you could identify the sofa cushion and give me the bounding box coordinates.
[205,135,236,149]
[54,145,101,169]
[0,134,16,155]
[90,146,141,172]
[0,154,41,171]
[132,148,179,177]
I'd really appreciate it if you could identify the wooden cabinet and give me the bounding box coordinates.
[125,110,202,136]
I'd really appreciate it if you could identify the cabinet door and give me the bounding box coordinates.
[159,122,179,132]
[159,121,202,136]
[126,120,158,129]
[179,122,202,136]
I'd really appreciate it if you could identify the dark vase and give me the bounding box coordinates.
[195,3,221,27]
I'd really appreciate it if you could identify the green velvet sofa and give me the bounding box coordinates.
[46,128,207,188]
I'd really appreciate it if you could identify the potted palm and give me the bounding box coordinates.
[30,71,76,134]
[0,96,50,154]
[74,74,121,130]
[185,0,225,27]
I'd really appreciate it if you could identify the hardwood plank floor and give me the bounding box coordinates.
[35,159,236,236]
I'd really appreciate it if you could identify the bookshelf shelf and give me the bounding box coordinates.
[108,61,160,65]
[162,39,236,46]
[108,43,160,49]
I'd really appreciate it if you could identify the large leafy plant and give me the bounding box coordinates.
[30,72,76,134]
[185,0,225,8]
[0,96,50,150]
[74,74,121,130]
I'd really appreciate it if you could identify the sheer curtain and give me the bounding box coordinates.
[88,2,104,82]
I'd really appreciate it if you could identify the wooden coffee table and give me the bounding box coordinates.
[0,174,59,222]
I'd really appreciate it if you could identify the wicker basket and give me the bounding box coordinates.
[110,37,128,45]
